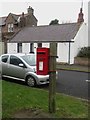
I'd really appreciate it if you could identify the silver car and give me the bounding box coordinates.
[0,53,49,86]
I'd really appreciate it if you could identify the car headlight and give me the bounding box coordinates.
[33,68,36,73]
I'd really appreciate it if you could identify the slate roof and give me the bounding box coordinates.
[9,23,81,43]
[0,13,37,26]
[0,13,21,26]
[9,13,20,22]
[0,17,6,26]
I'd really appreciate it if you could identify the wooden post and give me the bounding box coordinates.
[49,42,57,113]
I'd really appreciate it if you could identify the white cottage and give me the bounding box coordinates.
[7,7,88,64]
[7,22,88,64]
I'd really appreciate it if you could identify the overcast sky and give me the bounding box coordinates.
[0,0,89,25]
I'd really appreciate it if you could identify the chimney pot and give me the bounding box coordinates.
[27,6,34,15]
[77,7,84,23]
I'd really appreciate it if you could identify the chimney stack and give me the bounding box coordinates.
[27,6,34,15]
[20,12,26,27]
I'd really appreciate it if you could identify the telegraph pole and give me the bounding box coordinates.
[49,42,57,113]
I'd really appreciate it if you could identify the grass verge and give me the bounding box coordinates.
[2,80,88,118]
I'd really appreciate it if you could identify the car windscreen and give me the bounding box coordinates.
[21,54,36,66]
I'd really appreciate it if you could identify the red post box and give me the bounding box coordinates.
[36,48,49,75]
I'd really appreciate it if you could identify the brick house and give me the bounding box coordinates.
[0,6,38,53]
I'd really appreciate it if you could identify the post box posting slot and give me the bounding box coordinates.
[36,48,49,75]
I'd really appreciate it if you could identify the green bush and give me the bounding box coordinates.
[77,47,90,58]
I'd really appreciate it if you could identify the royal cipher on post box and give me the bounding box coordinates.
[36,48,49,75]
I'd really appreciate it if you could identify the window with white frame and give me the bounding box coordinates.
[8,23,14,32]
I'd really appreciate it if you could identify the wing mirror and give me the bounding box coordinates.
[19,63,24,67]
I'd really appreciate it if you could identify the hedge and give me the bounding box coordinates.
[77,47,90,58]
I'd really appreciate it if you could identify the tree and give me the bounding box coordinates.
[49,19,59,25]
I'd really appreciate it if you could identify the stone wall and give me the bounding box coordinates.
[74,57,90,66]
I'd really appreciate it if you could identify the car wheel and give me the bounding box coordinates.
[26,76,36,87]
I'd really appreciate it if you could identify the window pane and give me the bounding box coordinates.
[30,43,34,53]
[38,43,42,47]
[2,55,9,63]
[21,55,36,66]
[10,55,23,66]
[11,24,13,27]
[8,23,14,32]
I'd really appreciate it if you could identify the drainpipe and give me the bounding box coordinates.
[68,42,70,64]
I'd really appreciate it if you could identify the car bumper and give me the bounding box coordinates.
[36,74,49,85]
[36,71,58,85]
[28,71,58,85]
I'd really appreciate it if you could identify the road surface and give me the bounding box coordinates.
[56,70,89,99]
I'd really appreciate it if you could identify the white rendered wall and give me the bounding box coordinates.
[7,43,17,53]
[34,43,37,54]
[69,42,75,64]
[42,43,49,48]
[74,23,88,57]
[57,43,69,63]
[22,43,30,53]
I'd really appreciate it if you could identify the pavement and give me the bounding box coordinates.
[56,63,89,73]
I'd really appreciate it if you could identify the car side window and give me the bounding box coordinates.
[2,55,9,63]
[10,55,25,67]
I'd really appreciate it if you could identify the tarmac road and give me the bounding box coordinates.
[1,70,89,100]
[56,70,89,100]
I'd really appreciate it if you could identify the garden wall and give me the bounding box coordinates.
[74,57,90,66]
